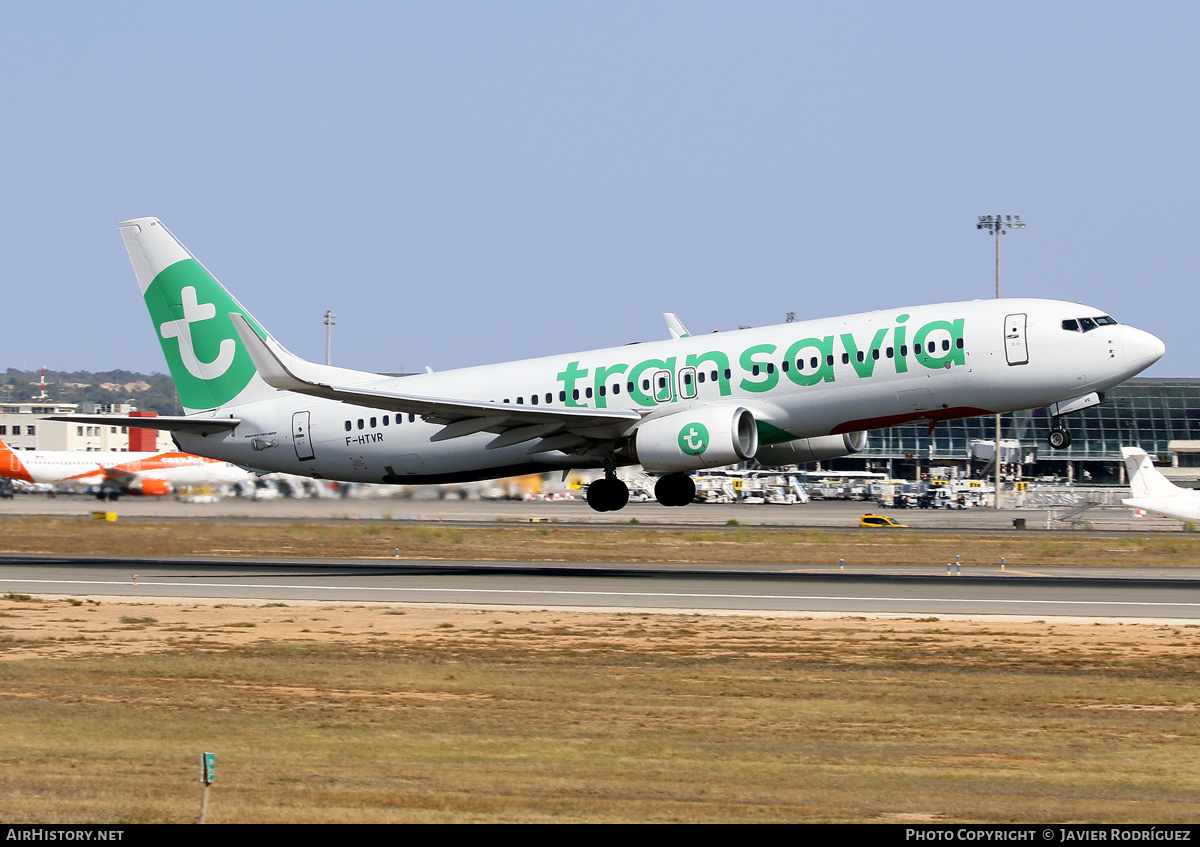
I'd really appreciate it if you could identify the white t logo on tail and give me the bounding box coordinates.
[159,286,236,380]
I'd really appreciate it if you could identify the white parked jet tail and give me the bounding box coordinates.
[1121,447,1182,499]
[1120,446,1200,524]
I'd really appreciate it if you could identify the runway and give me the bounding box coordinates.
[4,555,1200,622]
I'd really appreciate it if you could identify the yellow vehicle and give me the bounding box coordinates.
[860,514,907,528]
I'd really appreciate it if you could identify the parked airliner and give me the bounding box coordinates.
[49,217,1165,512]
[1121,447,1200,523]
[0,436,250,498]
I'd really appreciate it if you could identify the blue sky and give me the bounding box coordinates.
[0,3,1195,377]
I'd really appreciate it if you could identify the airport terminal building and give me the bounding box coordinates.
[837,377,1200,484]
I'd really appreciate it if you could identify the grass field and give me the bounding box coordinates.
[3,514,1200,567]
[3,517,1200,822]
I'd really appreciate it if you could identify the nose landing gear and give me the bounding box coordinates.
[1047,418,1073,450]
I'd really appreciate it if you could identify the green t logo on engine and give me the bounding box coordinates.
[678,422,710,456]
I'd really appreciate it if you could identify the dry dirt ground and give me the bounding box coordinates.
[4,595,1200,822]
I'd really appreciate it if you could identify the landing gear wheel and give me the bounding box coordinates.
[1048,428,1072,450]
[654,473,696,507]
[586,477,630,512]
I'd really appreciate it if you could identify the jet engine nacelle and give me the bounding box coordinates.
[755,431,867,466]
[126,478,172,496]
[632,406,759,472]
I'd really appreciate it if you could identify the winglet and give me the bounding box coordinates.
[664,313,691,340]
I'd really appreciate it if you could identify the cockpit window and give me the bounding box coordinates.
[1064,315,1118,333]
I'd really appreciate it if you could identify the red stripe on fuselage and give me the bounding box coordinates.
[831,406,994,435]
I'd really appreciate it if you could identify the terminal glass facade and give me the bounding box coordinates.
[846,378,1200,480]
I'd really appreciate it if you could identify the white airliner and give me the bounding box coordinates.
[1121,447,1200,523]
[0,436,250,498]
[48,217,1165,512]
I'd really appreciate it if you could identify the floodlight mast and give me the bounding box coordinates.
[977,215,1025,509]
[324,310,336,366]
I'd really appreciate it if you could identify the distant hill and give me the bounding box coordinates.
[1,368,183,415]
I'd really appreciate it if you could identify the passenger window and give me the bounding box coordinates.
[856,351,865,363]
[825,355,834,367]
[752,365,760,376]
[586,387,593,398]
[344,421,351,432]
[886,347,894,358]
[370,417,377,428]
[942,339,950,351]
[531,394,539,404]
[612,384,620,395]
[516,397,524,404]
[698,372,706,383]
[383,415,390,426]
[409,414,415,423]
[559,391,566,402]
[597,386,605,397]
[723,369,731,380]
[842,353,850,365]
[781,360,789,372]
[766,363,775,374]
[956,338,964,349]
[546,393,552,403]
[357,419,364,430]
[871,349,879,360]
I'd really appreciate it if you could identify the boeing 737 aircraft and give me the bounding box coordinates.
[49,217,1165,512]
[0,436,250,498]
[1121,447,1200,523]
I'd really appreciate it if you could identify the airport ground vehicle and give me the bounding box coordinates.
[860,514,907,528]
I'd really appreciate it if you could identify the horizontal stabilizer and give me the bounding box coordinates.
[42,414,240,436]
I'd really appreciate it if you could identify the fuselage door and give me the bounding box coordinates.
[653,369,674,403]
[1004,313,1029,366]
[292,411,315,461]
[677,367,698,400]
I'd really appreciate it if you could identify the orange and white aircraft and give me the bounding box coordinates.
[0,437,250,498]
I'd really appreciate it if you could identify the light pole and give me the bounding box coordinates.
[324,310,336,366]
[977,215,1025,509]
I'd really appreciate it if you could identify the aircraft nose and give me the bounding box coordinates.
[1122,326,1166,375]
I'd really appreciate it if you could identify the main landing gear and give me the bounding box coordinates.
[1047,417,1073,450]
[654,472,696,507]
[586,464,630,513]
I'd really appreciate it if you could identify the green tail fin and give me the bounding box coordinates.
[119,218,274,414]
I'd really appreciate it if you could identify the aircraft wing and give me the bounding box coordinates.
[230,315,643,450]
[41,414,240,435]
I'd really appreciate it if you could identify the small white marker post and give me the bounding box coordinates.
[199,752,214,824]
